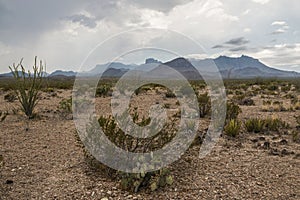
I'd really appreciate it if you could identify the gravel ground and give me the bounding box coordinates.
[0,90,299,199]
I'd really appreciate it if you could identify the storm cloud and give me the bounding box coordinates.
[0,0,299,73]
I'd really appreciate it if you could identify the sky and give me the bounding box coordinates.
[0,0,299,73]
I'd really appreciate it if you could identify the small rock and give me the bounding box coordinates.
[107,191,112,195]
[270,148,280,156]
[101,198,108,200]
[279,139,288,145]
[5,180,13,184]
[251,138,258,143]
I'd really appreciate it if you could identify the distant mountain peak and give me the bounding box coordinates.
[217,55,256,60]
[49,70,76,77]
[145,58,161,64]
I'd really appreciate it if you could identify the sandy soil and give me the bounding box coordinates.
[0,89,299,199]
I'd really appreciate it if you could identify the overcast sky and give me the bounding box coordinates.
[0,0,299,73]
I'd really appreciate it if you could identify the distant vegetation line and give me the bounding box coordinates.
[0,76,299,92]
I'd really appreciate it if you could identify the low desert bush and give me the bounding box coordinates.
[81,110,179,192]
[264,117,289,131]
[245,117,289,133]
[58,97,73,119]
[245,118,265,133]
[224,119,241,137]
[165,89,176,98]
[267,84,278,91]
[197,92,211,118]
[291,98,300,110]
[226,102,241,122]
[134,85,152,95]
[59,98,72,113]
[96,84,113,97]
[261,100,291,112]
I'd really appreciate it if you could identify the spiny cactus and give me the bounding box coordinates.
[9,57,45,119]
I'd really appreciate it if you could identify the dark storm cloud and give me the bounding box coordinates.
[224,37,249,46]
[0,0,84,45]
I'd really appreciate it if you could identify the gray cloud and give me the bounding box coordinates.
[212,44,226,49]
[131,0,192,13]
[224,37,249,46]
[64,14,97,28]
[229,46,248,52]
[0,0,84,45]
[0,0,299,73]
[212,37,250,50]
[270,20,289,35]
[271,29,287,35]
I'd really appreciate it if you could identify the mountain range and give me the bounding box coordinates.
[1,55,299,79]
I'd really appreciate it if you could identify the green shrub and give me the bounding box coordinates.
[198,92,211,118]
[264,117,289,131]
[120,168,173,192]
[59,98,72,113]
[267,84,278,91]
[165,89,176,98]
[245,117,289,133]
[235,90,244,95]
[42,87,55,93]
[263,100,272,105]
[83,110,178,192]
[245,118,265,133]
[226,102,241,121]
[9,57,45,119]
[58,97,73,120]
[96,84,113,97]
[134,85,152,96]
[281,85,291,92]
[224,119,241,137]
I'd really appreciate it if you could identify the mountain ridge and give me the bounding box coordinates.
[0,55,299,79]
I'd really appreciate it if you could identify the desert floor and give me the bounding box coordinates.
[0,89,299,199]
